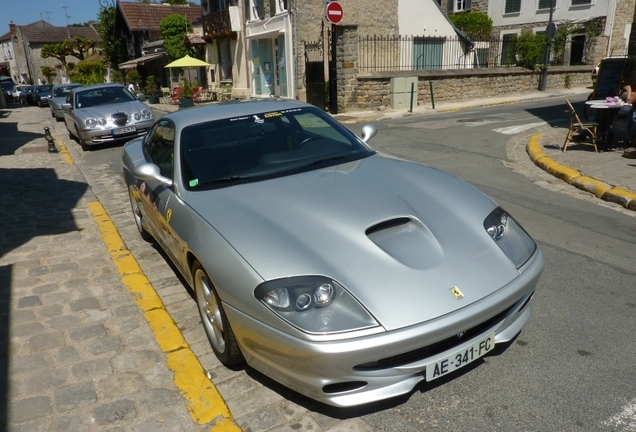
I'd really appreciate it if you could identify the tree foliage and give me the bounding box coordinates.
[41,37,97,69]
[551,20,579,65]
[40,66,56,83]
[160,14,194,61]
[96,5,128,69]
[67,60,106,85]
[513,32,546,71]
[448,12,493,39]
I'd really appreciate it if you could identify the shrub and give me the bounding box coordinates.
[68,60,106,85]
[514,31,546,71]
[448,12,493,39]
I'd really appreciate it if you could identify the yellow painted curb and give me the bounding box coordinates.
[602,188,636,208]
[545,163,581,182]
[570,176,612,198]
[54,136,74,165]
[87,200,235,428]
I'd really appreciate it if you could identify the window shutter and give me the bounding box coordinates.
[447,0,454,12]
[466,0,472,10]
[505,0,521,13]
[571,0,591,5]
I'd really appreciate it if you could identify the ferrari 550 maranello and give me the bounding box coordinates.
[122,100,544,407]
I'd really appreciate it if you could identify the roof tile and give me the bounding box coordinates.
[118,1,202,32]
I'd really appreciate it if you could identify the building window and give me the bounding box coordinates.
[538,0,555,10]
[448,0,471,13]
[571,0,591,5]
[505,0,521,13]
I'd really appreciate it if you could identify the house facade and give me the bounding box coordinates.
[114,1,202,88]
[0,21,100,85]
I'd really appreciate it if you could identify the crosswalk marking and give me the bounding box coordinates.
[603,398,636,431]
[492,121,548,135]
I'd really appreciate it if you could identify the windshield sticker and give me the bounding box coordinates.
[264,112,282,118]
[229,116,250,122]
[189,179,199,187]
[253,115,264,124]
[281,108,302,114]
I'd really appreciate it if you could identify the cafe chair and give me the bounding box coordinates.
[563,99,598,152]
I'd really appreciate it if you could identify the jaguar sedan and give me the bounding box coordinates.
[122,100,544,407]
[62,83,154,150]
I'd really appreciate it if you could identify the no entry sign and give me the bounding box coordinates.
[326,1,344,24]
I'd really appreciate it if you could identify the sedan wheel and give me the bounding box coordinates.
[192,261,243,366]
[127,183,153,242]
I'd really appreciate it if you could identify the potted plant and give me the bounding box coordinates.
[179,79,195,109]
[145,75,159,104]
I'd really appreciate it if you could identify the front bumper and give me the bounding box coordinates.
[78,120,154,146]
[225,248,545,407]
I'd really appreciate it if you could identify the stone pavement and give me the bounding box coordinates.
[1,85,634,432]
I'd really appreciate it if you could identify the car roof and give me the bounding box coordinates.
[164,99,315,126]
[75,83,125,92]
[52,83,81,88]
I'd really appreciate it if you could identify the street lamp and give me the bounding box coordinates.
[539,0,556,91]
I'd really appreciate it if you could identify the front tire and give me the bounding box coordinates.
[127,183,153,242]
[192,261,243,366]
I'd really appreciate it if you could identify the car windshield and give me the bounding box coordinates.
[181,106,374,189]
[54,85,78,97]
[35,85,52,93]
[75,87,136,108]
[1,82,13,91]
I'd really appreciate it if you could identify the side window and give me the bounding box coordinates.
[145,119,176,179]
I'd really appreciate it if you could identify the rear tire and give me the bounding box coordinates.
[192,260,243,366]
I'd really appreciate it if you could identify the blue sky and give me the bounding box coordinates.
[1,0,200,35]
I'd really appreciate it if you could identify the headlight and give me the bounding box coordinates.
[133,112,141,121]
[484,207,536,268]
[85,118,97,128]
[141,109,152,119]
[255,276,379,334]
[98,118,107,126]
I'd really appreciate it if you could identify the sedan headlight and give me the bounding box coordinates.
[484,207,536,268]
[85,118,107,128]
[133,112,141,121]
[255,276,379,334]
[141,109,152,119]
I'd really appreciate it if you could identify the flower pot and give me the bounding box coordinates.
[148,94,159,104]
[179,97,194,109]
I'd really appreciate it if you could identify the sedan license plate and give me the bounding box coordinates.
[426,334,494,382]
[112,126,136,136]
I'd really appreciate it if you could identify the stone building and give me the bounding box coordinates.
[2,20,100,85]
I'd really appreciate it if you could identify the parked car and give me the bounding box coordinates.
[12,85,27,101]
[18,85,35,104]
[62,83,154,150]
[33,84,54,107]
[122,100,545,408]
[1,80,15,102]
[49,83,81,121]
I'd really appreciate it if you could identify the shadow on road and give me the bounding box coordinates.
[0,112,46,156]
[0,167,88,428]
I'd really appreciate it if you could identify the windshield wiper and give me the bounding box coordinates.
[195,175,252,187]
[305,156,347,167]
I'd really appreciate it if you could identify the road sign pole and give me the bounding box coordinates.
[329,23,338,114]
[539,1,555,92]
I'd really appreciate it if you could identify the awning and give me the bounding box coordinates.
[118,52,167,70]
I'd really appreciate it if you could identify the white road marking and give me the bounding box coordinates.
[492,121,548,135]
[603,398,636,431]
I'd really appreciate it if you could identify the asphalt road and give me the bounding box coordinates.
[51,97,636,431]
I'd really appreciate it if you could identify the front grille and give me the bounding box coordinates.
[353,306,512,371]
[112,112,128,126]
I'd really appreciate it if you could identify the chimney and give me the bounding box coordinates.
[9,21,16,35]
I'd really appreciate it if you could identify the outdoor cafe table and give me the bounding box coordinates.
[585,99,628,149]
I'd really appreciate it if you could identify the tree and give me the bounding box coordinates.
[96,4,128,69]
[41,37,97,69]
[67,60,106,85]
[513,31,546,71]
[448,12,493,39]
[160,14,194,61]
[40,66,56,83]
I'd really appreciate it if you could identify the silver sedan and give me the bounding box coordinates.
[49,83,81,121]
[62,83,154,150]
[122,100,544,407]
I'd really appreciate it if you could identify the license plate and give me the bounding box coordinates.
[112,126,136,136]
[426,334,495,382]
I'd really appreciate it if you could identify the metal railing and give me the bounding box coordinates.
[359,35,518,72]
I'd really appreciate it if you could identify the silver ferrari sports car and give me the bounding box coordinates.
[122,100,544,407]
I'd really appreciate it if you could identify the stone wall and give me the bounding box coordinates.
[348,67,592,112]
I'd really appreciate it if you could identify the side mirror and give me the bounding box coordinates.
[360,124,378,144]
[131,163,173,187]
[136,93,147,102]
[61,103,71,111]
